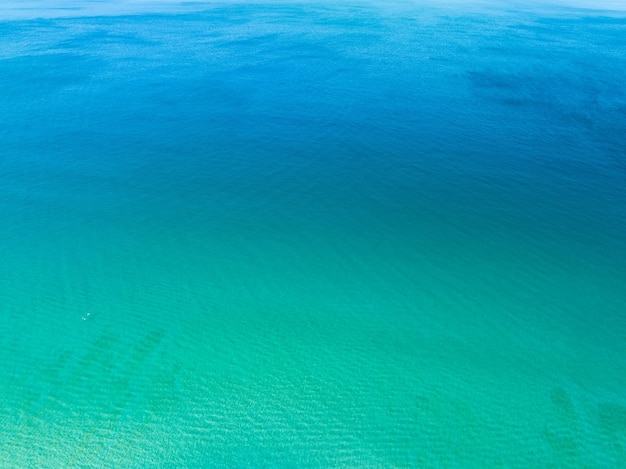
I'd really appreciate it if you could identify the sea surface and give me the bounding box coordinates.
[1,0,626,466]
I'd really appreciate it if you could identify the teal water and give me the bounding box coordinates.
[1,1,626,466]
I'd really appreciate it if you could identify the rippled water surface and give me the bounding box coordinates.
[1,1,626,466]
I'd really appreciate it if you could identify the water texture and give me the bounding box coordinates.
[1,1,625,466]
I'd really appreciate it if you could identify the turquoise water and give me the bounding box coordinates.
[1,1,626,466]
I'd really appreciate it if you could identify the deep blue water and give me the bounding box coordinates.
[1,1,626,466]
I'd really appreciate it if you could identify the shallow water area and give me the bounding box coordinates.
[1,0,626,466]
